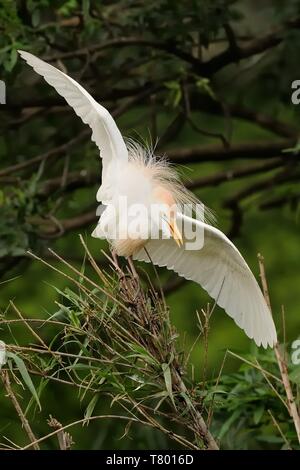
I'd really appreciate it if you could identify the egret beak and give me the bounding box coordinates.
[168,217,183,247]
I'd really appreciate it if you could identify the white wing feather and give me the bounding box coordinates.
[133,213,277,348]
[18,50,128,184]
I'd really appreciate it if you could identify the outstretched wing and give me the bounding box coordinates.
[18,50,128,185]
[134,213,277,348]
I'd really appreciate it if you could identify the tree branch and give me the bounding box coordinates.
[44,36,202,70]
[188,92,298,139]
[168,140,295,163]
[260,193,300,210]
[186,158,284,190]
[37,208,98,238]
[0,130,89,178]
[43,16,300,78]
[258,254,300,445]
[203,16,300,75]
[229,105,298,139]
[38,170,99,198]
[1,370,40,450]
[224,169,300,208]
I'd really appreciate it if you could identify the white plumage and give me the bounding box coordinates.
[18,49,128,204]
[18,50,277,348]
[134,213,276,348]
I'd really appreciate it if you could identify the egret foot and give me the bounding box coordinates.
[127,256,141,300]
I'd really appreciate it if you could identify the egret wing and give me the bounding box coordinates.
[133,213,277,348]
[18,50,128,185]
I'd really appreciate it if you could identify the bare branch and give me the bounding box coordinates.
[224,168,300,208]
[229,105,298,139]
[168,140,295,163]
[260,193,300,210]
[47,416,74,450]
[44,36,202,70]
[184,91,298,139]
[1,371,40,450]
[38,170,99,197]
[42,16,300,78]
[258,254,300,445]
[204,16,300,75]
[37,208,98,238]
[187,159,284,190]
[0,130,89,178]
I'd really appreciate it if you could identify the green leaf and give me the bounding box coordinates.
[154,391,169,411]
[164,81,182,107]
[162,363,176,409]
[289,367,300,384]
[253,405,264,425]
[7,352,41,411]
[127,343,158,367]
[31,9,41,27]
[7,48,18,72]
[218,409,240,440]
[196,77,216,100]
[67,363,98,371]
[58,0,78,17]
[164,81,180,90]
[282,138,300,154]
[84,394,99,421]
[82,0,90,21]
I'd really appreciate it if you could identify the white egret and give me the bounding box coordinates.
[18,51,277,348]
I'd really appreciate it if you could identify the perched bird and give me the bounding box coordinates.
[18,51,277,348]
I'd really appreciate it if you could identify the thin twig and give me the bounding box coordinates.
[258,253,300,444]
[1,370,40,450]
[47,416,74,450]
[9,301,49,351]
[268,409,292,450]
[20,414,193,450]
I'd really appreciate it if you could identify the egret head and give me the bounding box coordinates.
[152,185,183,247]
[122,140,204,248]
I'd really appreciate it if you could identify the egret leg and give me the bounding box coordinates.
[111,250,124,278]
[127,256,141,300]
[127,256,139,280]
[112,250,119,268]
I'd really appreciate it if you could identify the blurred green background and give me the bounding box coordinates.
[0,0,299,449]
